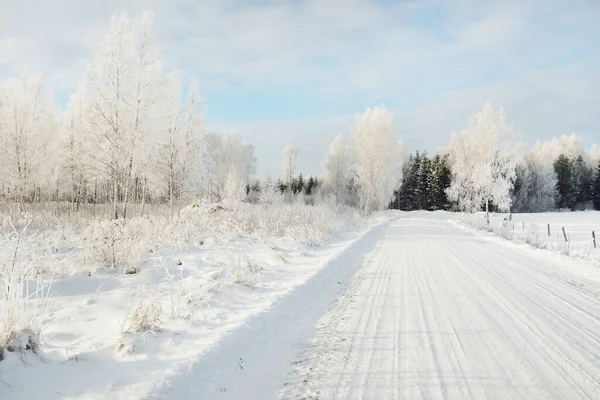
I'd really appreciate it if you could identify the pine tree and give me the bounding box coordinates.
[554,154,578,210]
[592,161,600,211]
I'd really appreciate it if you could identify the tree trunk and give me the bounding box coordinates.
[122,155,133,220]
[113,174,119,220]
[141,176,147,217]
[486,198,490,225]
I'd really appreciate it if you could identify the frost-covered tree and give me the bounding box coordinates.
[511,153,557,212]
[222,165,245,206]
[323,134,352,204]
[214,132,255,200]
[447,102,519,223]
[353,106,403,213]
[83,11,163,219]
[282,145,298,186]
[0,73,57,206]
[60,90,92,210]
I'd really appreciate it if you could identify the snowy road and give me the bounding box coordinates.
[152,213,600,399]
[283,215,600,399]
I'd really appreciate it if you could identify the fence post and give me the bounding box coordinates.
[522,221,525,231]
[547,223,551,237]
[593,230,596,249]
[562,226,568,242]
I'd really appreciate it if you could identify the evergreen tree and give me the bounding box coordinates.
[554,154,578,210]
[432,154,451,210]
[305,176,315,195]
[416,152,433,210]
[296,173,305,194]
[397,153,419,210]
[574,155,593,208]
[592,161,600,211]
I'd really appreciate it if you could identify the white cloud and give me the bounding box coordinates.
[1,0,598,177]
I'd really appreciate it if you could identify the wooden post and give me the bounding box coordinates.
[593,231,596,249]
[562,226,568,242]
[522,221,525,231]
[547,223,551,237]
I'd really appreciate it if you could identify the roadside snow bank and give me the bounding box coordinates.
[0,203,386,399]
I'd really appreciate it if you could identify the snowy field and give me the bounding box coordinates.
[459,211,600,265]
[0,202,384,399]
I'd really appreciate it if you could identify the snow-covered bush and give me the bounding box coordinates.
[83,217,157,273]
[118,285,163,354]
[168,276,225,321]
[228,255,263,288]
[0,220,52,357]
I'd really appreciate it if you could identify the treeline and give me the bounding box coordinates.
[391,148,600,212]
[0,12,256,220]
[390,152,452,211]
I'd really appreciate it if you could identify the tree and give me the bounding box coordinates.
[511,152,557,213]
[0,73,57,208]
[592,161,600,211]
[573,155,593,209]
[432,154,451,210]
[282,145,298,186]
[353,106,403,214]
[446,102,519,223]
[222,165,245,206]
[322,134,352,204]
[416,152,433,210]
[554,154,578,210]
[60,90,91,210]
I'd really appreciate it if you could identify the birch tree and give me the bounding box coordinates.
[352,106,403,213]
[282,145,298,185]
[84,11,162,219]
[323,134,352,204]
[446,102,519,223]
[60,91,91,210]
[0,73,57,207]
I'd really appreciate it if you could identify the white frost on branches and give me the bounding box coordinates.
[352,106,403,214]
[446,102,519,222]
[323,134,353,204]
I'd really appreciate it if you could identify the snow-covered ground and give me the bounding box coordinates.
[460,211,600,265]
[282,212,600,399]
[0,205,385,399]
[2,211,600,399]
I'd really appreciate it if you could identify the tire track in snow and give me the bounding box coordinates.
[281,215,600,399]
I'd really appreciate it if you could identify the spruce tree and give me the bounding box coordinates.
[574,155,592,208]
[432,154,451,210]
[592,161,600,211]
[554,154,578,210]
[297,173,305,194]
[417,152,433,210]
[305,176,315,195]
[397,153,419,210]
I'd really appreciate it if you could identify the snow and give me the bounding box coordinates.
[463,211,600,265]
[282,212,600,399]
[2,211,600,399]
[0,211,388,399]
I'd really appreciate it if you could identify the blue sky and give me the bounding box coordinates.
[1,0,599,177]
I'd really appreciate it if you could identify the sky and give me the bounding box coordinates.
[1,0,599,177]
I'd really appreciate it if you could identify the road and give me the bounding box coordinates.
[152,213,600,399]
[281,214,600,399]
